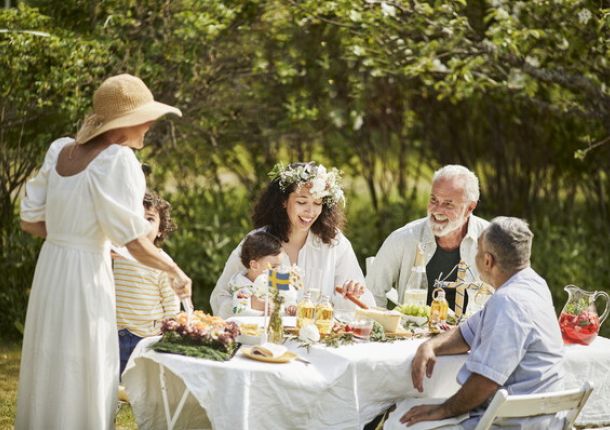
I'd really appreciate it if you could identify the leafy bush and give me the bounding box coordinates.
[0,221,41,341]
[162,186,251,314]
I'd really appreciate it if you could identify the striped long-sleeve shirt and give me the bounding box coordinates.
[114,250,179,337]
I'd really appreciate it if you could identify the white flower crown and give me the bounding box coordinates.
[268,162,345,207]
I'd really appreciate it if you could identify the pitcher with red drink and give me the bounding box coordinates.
[559,285,609,345]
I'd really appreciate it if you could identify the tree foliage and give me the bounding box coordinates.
[1,0,609,338]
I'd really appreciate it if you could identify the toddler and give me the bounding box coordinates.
[229,231,297,316]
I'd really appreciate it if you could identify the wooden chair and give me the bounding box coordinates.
[474,381,594,430]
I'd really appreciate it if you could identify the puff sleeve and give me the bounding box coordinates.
[20,138,72,222]
[88,145,151,246]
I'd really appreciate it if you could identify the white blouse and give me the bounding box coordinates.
[210,228,375,319]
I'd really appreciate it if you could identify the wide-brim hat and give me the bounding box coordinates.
[75,74,182,144]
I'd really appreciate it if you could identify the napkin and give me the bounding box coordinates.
[383,398,468,430]
[251,343,287,358]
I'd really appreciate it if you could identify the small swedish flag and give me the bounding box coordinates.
[268,269,291,291]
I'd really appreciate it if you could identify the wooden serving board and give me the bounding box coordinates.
[384,327,414,338]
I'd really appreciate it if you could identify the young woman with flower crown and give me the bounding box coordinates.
[211,162,375,319]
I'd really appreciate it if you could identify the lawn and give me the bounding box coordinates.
[0,343,137,430]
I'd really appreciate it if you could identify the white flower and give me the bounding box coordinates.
[352,113,364,130]
[299,323,320,342]
[334,188,345,205]
[381,2,396,17]
[525,56,540,68]
[512,1,525,18]
[496,8,509,20]
[578,8,592,25]
[431,58,448,73]
[558,38,569,50]
[310,177,328,198]
[507,68,526,89]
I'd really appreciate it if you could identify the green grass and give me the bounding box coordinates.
[0,343,137,430]
[0,344,20,430]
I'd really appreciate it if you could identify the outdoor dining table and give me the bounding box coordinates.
[122,329,610,430]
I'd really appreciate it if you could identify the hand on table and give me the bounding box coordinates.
[400,403,449,426]
[411,341,436,393]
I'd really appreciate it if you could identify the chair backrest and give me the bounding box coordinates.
[365,256,400,305]
[474,382,594,430]
[365,256,375,275]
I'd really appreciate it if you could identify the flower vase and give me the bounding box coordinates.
[267,285,284,344]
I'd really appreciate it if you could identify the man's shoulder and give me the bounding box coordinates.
[385,217,428,242]
[469,214,490,231]
[491,269,551,311]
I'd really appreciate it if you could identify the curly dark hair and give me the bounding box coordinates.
[252,163,345,244]
[240,231,283,268]
[143,191,176,247]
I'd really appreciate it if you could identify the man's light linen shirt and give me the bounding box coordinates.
[366,215,488,307]
[458,267,564,429]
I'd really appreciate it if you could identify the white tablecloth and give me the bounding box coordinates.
[123,336,610,430]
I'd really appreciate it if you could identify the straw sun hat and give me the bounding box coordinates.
[75,74,182,144]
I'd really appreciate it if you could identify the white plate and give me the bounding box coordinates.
[237,333,263,345]
[401,315,428,326]
[226,315,297,328]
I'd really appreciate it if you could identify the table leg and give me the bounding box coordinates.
[159,364,191,430]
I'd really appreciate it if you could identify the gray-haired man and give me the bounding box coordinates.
[397,217,564,429]
[366,165,489,309]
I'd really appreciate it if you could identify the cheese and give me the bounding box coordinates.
[355,308,402,333]
[251,343,287,358]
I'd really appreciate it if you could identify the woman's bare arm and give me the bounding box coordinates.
[20,221,47,239]
[126,236,192,298]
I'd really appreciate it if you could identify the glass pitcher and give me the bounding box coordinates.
[558,285,609,345]
[464,282,494,319]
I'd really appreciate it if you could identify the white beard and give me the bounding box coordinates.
[427,212,467,237]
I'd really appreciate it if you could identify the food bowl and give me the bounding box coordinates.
[345,319,374,340]
[237,323,264,345]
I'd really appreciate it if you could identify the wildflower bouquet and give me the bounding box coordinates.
[152,311,240,361]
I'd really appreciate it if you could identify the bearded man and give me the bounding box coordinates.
[366,165,489,309]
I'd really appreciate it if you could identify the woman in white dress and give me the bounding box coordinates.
[16,74,192,430]
[211,162,375,319]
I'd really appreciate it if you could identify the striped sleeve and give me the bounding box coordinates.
[159,272,179,318]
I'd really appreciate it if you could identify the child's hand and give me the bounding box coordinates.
[285,305,297,316]
[251,295,273,313]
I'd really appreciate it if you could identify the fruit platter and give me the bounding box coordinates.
[396,303,431,326]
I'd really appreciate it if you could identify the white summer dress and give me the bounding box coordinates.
[16,138,150,430]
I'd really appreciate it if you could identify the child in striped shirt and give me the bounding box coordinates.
[114,191,179,376]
